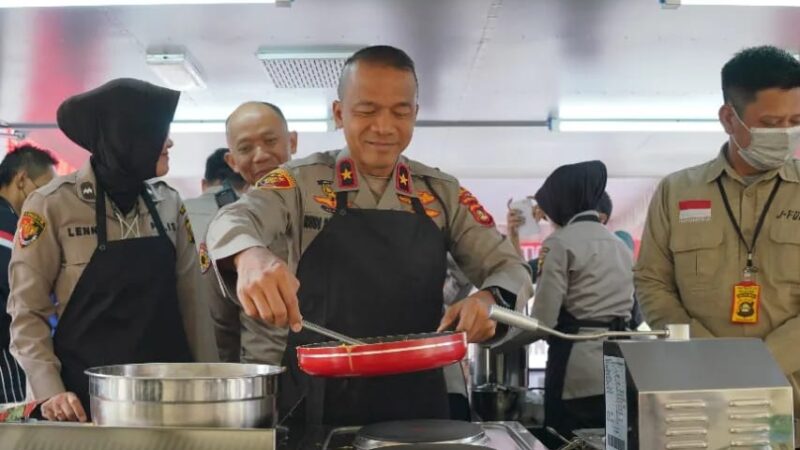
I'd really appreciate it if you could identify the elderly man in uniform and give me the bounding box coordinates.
[7,79,201,421]
[207,45,531,426]
[187,102,297,364]
[635,45,800,437]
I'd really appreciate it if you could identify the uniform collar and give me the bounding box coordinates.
[333,148,419,209]
[704,143,800,184]
[75,161,165,204]
[567,210,600,225]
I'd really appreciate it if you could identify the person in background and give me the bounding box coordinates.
[199,102,297,364]
[614,230,635,251]
[635,45,800,439]
[183,148,247,362]
[506,191,612,281]
[7,78,202,421]
[0,144,57,404]
[531,161,634,446]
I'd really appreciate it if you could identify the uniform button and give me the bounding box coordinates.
[745,191,754,198]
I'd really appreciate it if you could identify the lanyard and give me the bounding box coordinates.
[715,177,781,271]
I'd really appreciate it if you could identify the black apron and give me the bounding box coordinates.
[279,189,450,426]
[52,183,192,413]
[543,214,627,440]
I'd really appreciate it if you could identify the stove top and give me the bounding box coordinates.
[321,421,545,450]
[354,420,487,447]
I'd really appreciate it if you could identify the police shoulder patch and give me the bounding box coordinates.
[537,247,549,277]
[17,211,46,248]
[256,168,297,190]
[198,242,211,274]
[184,217,195,244]
[458,187,495,227]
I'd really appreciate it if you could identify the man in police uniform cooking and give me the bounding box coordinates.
[635,46,800,436]
[207,45,531,425]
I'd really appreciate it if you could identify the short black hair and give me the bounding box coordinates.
[204,147,245,189]
[225,101,287,129]
[722,46,800,115]
[337,45,418,99]
[597,192,613,219]
[0,143,58,187]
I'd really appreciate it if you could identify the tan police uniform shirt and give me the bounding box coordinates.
[635,146,800,414]
[184,186,289,365]
[207,148,533,332]
[183,187,225,362]
[6,162,203,400]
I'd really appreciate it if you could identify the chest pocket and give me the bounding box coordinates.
[768,225,800,284]
[670,226,724,284]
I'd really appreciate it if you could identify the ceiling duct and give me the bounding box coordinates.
[256,47,361,89]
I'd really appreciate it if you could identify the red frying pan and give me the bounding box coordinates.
[296,331,468,377]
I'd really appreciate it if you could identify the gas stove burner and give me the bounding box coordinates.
[353,420,488,449]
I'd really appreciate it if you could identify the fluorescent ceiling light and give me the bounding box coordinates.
[662,0,800,7]
[170,120,330,133]
[550,118,724,132]
[146,53,206,91]
[0,0,275,7]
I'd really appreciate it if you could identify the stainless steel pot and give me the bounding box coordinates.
[85,363,284,428]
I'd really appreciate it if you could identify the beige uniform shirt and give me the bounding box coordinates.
[183,188,225,362]
[184,187,289,364]
[207,148,532,341]
[635,147,800,414]
[7,162,204,400]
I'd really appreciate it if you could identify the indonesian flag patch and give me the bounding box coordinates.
[679,200,712,223]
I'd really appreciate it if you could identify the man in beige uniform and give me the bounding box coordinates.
[635,46,800,431]
[186,102,297,364]
[207,45,531,426]
[7,79,202,422]
[184,148,246,362]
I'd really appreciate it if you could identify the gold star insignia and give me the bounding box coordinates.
[342,168,353,181]
[399,173,409,186]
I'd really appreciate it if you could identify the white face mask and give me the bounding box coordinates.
[730,108,800,171]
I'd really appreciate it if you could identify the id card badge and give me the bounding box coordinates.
[731,267,760,324]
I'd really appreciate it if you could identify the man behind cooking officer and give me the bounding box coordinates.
[185,102,297,364]
[207,45,532,426]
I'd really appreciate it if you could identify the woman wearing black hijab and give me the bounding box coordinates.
[7,79,202,422]
[532,161,635,445]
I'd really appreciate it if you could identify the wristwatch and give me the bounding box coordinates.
[485,286,512,309]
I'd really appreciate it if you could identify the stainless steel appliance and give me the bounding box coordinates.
[468,343,532,423]
[487,306,796,450]
[604,338,794,450]
[85,362,283,428]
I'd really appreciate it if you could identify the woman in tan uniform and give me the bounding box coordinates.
[7,78,201,422]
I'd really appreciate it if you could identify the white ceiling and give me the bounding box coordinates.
[1,0,798,234]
